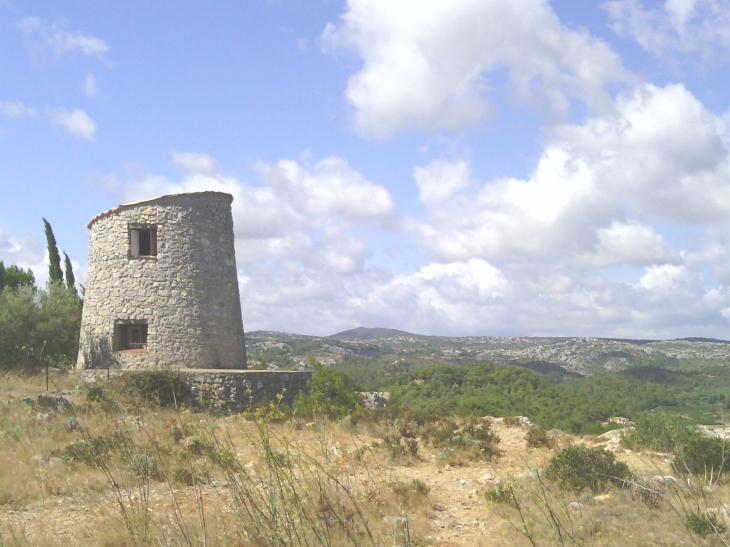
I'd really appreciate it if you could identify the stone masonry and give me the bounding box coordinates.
[78,369,312,413]
[77,192,247,370]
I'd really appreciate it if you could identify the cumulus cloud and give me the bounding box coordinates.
[98,79,730,338]
[0,227,47,284]
[409,83,730,267]
[18,17,108,64]
[49,108,96,140]
[95,128,730,338]
[83,73,98,97]
[323,0,629,137]
[604,0,730,61]
[255,156,395,223]
[0,101,37,118]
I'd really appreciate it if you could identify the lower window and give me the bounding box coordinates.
[113,322,148,351]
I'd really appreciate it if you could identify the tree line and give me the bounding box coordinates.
[0,219,82,369]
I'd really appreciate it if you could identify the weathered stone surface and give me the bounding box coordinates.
[77,192,247,370]
[77,369,311,412]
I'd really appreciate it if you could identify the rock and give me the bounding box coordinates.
[593,494,611,502]
[478,473,496,485]
[36,395,73,411]
[432,504,447,512]
[596,429,625,441]
[360,392,390,409]
[569,502,583,511]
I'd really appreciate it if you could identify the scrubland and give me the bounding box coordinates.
[0,371,729,547]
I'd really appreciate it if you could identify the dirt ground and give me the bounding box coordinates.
[0,411,681,547]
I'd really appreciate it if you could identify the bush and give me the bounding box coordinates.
[0,282,81,370]
[111,370,191,407]
[679,436,728,479]
[622,412,700,453]
[685,511,727,536]
[525,426,552,448]
[293,362,362,419]
[485,484,515,505]
[422,420,500,461]
[544,445,631,493]
[623,412,728,480]
[60,431,131,466]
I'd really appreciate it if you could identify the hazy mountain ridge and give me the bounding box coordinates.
[247,328,730,377]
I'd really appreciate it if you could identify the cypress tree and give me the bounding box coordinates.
[0,261,5,291]
[43,218,64,284]
[63,251,78,296]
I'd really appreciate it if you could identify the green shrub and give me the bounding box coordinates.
[622,412,700,453]
[623,412,728,479]
[382,434,419,460]
[485,484,515,505]
[130,453,160,481]
[411,479,430,496]
[678,436,728,479]
[525,426,551,448]
[422,420,500,460]
[685,511,726,536]
[60,431,130,467]
[293,362,362,419]
[111,370,191,407]
[544,445,631,493]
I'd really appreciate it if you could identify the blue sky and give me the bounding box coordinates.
[2,0,730,338]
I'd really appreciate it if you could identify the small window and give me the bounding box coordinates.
[129,226,157,258]
[113,322,148,351]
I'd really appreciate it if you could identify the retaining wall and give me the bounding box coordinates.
[77,369,311,412]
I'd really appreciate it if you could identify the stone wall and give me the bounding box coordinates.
[77,192,246,370]
[78,369,312,412]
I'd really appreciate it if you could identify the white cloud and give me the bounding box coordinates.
[18,17,108,63]
[49,108,96,141]
[1,101,37,118]
[83,73,98,97]
[171,151,219,176]
[323,0,629,137]
[414,159,471,206]
[99,96,730,337]
[0,226,47,285]
[581,222,678,267]
[604,0,730,61]
[255,156,396,223]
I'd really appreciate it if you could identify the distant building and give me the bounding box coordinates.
[77,191,247,370]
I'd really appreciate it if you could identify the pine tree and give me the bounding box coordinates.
[63,251,78,296]
[43,218,64,285]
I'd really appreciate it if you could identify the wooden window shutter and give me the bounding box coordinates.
[130,229,140,257]
[150,229,157,256]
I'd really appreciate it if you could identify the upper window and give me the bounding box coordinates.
[129,226,157,258]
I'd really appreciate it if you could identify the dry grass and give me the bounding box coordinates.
[0,372,729,546]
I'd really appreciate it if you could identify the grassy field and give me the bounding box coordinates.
[0,372,729,546]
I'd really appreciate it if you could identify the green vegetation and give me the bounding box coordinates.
[385,363,616,433]
[622,412,728,480]
[544,445,631,493]
[559,373,678,417]
[43,217,64,284]
[0,281,82,369]
[293,359,363,418]
[0,261,35,291]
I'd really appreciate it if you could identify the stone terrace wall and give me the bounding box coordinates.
[78,370,311,412]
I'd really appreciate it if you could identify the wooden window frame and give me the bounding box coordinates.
[113,322,148,352]
[129,225,157,258]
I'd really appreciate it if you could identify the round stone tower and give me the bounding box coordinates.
[77,191,247,370]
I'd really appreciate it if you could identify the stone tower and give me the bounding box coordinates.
[77,191,247,370]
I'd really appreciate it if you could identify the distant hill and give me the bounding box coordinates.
[675,337,730,344]
[329,327,424,339]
